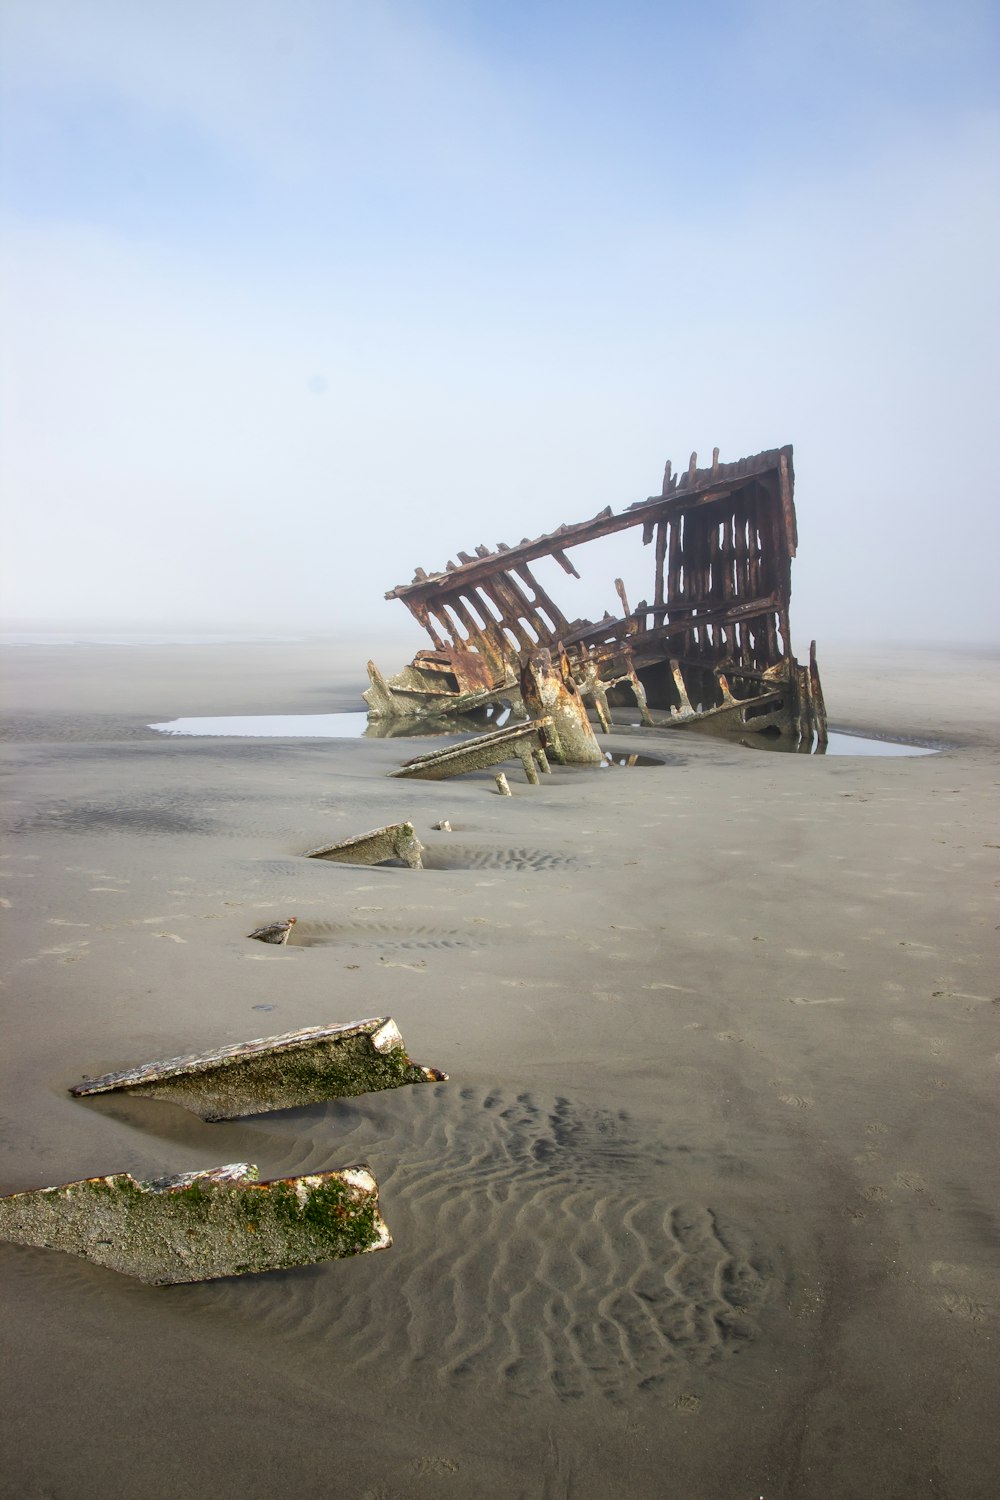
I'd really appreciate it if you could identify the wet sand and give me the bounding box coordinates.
[1,638,997,1499]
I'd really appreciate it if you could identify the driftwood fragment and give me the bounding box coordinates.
[247,917,297,944]
[390,719,552,783]
[70,1019,447,1122]
[0,1162,390,1284]
[495,772,511,796]
[304,821,423,868]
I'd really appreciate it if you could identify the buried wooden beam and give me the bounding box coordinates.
[304,821,424,868]
[390,718,552,782]
[0,1162,390,1285]
[70,1019,448,1122]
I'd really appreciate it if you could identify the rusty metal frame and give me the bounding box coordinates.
[367,445,827,746]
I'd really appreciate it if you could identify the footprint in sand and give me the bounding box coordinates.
[784,948,845,963]
[893,1170,927,1192]
[671,1392,702,1415]
[941,1292,989,1323]
[411,1457,459,1476]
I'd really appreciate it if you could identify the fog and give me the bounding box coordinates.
[2,1,998,645]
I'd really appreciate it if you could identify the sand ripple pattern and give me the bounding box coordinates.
[190,1088,776,1402]
[289,920,489,951]
[9,797,223,836]
[422,845,587,872]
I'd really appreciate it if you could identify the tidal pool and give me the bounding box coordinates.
[147,714,942,757]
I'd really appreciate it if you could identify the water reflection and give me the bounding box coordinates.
[148,713,941,757]
[148,710,504,739]
[746,729,940,757]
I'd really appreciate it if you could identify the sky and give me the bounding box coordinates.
[1,0,998,646]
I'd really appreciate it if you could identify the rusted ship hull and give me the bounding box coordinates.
[366,445,826,749]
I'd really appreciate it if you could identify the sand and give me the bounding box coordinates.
[0,637,996,1499]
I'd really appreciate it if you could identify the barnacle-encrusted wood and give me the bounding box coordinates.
[70,1019,447,1121]
[0,1162,390,1284]
[366,444,827,747]
[304,821,424,867]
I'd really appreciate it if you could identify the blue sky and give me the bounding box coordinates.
[2,1,998,641]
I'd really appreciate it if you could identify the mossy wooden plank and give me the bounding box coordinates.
[0,1163,390,1284]
[70,1018,447,1121]
[303,821,423,867]
[390,718,551,781]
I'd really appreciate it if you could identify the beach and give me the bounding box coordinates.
[1,637,996,1499]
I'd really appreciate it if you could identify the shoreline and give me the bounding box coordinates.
[1,639,997,1499]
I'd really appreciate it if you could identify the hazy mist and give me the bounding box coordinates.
[2,1,998,645]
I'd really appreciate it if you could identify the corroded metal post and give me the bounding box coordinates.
[520,648,603,765]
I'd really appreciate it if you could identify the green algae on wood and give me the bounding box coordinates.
[303,821,424,868]
[70,1019,447,1122]
[0,1162,391,1284]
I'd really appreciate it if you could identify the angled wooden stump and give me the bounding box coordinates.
[0,1162,390,1284]
[70,1019,447,1121]
[247,916,297,944]
[303,821,424,868]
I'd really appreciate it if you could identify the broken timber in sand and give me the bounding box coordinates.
[70,1019,447,1122]
[304,821,424,868]
[0,1162,390,1284]
[390,717,553,783]
[366,444,827,748]
[247,916,297,944]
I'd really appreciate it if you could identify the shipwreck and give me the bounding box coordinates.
[366,445,826,750]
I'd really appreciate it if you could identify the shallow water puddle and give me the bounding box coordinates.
[759,730,940,757]
[598,751,666,768]
[149,712,371,737]
[147,711,503,739]
[148,714,941,757]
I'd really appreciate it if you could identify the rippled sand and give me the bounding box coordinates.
[0,639,997,1499]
